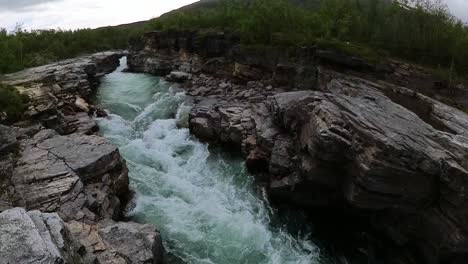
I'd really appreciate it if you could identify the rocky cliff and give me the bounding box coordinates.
[128,30,468,264]
[0,52,165,264]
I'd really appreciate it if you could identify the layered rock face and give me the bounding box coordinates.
[3,52,120,134]
[68,220,165,264]
[0,52,165,264]
[129,31,468,264]
[0,208,82,264]
[12,130,129,222]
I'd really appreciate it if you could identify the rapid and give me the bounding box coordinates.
[95,58,341,264]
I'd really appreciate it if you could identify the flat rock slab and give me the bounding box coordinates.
[12,130,128,222]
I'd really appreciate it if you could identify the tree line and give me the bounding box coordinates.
[0,25,145,74]
[150,0,468,76]
[0,0,466,78]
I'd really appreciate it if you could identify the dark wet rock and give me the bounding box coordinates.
[68,220,165,264]
[273,63,296,87]
[316,49,373,71]
[0,125,17,154]
[0,125,18,212]
[0,208,83,264]
[233,63,265,83]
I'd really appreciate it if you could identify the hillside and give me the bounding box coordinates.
[150,0,468,84]
[1,0,467,82]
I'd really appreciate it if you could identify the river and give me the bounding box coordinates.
[95,58,348,264]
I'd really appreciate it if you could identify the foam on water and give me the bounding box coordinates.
[96,58,325,264]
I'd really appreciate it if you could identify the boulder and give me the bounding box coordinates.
[0,208,82,264]
[68,220,165,264]
[166,71,191,83]
[75,96,91,113]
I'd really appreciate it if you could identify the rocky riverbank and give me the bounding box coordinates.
[0,52,165,264]
[127,30,468,264]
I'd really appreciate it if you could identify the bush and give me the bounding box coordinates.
[0,83,30,124]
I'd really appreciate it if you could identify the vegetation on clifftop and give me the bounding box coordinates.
[0,83,29,124]
[150,0,468,77]
[0,0,466,80]
[0,25,146,74]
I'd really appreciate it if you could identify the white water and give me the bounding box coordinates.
[96,58,325,264]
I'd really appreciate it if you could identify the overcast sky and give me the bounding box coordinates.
[0,0,467,31]
[0,0,198,31]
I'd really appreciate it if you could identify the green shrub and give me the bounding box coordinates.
[0,83,30,124]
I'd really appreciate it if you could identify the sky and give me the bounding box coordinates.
[0,0,199,31]
[0,0,467,31]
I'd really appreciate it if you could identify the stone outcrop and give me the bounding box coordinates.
[12,129,129,223]
[127,30,239,76]
[0,208,82,264]
[68,220,165,264]
[0,52,166,263]
[188,73,468,263]
[129,30,468,264]
[0,208,166,264]
[3,51,120,134]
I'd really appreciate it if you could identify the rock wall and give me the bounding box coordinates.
[128,30,468,264]
[0,52,165,264]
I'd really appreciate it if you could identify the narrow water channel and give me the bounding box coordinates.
[95,58,345,264]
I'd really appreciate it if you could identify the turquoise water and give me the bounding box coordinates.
[95,58,329,264]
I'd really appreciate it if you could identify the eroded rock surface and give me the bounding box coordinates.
[12,130,129,223]
[188,75,468,263]
[0,208,82,264]
[2,51,120,134]
[68,220,165,264]
[0,52,166,264]
[128,30,468,263]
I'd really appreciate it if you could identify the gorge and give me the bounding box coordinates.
[95,57,324,263]
[1,28,468,264]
